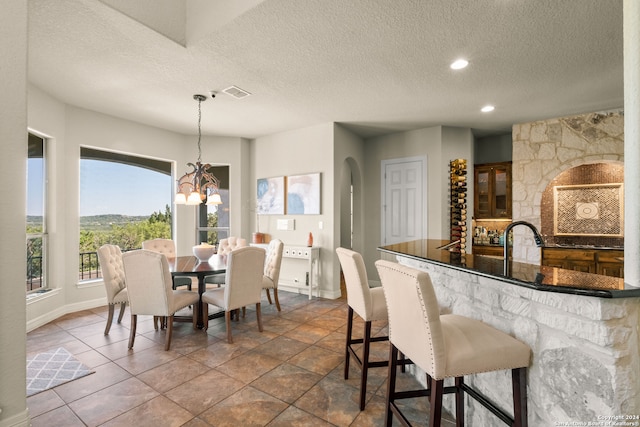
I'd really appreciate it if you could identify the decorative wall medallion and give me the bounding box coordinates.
[553,183,623,236]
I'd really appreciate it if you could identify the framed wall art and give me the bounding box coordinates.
[553,183,623,237]
[286,173,321,214]
[256,176,285,215]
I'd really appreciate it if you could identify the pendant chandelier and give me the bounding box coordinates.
[175,94,222,206]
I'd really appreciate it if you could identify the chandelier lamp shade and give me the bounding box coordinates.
[175,94,223,206]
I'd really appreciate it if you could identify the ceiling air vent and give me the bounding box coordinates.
[222,85,252,99]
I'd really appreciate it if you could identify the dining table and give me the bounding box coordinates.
[167,254,226,328]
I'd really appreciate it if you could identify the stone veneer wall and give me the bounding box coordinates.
[511,111,624,264]
[398,256,640,426]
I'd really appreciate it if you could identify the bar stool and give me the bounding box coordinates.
[336,247,394,411]
[375,260,531,427]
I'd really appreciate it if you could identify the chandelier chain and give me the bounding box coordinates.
[197,96,202,163]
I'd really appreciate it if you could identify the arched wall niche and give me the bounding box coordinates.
[540,161,624,247]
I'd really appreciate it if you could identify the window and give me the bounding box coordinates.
[79,147,172,281]
[196,166,230,245]
[27,133,47,293]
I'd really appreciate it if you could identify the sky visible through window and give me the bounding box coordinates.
[80,160,171,217]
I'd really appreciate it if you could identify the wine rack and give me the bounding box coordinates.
[449,159,467,256]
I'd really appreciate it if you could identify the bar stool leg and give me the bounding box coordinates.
[429,377,444,427]
[359,320,373,410]
[385,344,399,427]
[344,306,354,379]
[512,367,528,427]
[455,377,465,427]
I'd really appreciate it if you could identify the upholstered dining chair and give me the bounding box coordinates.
[201,246,265,343]
[122,249,200,351]
[262,239,284,311]
[336,247,393,411]
[204,236,248,286]
[375,260,531,427]
[142,238,193,290]
[97,244,128,335]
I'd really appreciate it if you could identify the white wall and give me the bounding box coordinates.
[0,1,29,425]
[363,126,474,280]
[251,123,339,298]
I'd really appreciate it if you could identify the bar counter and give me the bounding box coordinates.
[378,239,640,298]
[377,239,640,425]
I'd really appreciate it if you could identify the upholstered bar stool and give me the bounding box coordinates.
[336,247,394,411]
[375,260,531,427]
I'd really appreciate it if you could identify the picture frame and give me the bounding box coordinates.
[256,176,285,215]
[553,183,623,237]
[286,173,321,214]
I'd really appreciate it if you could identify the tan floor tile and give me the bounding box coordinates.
[137,357,210,393]
[26,389,66,418]
[315,331,346,353]
[198,386,288,426]
[261,317,300,334]
[288,345,343,376]
[306,314,347,331]
[53,361,132,403]
[96,334,160,360]
[293,375,363,426]
[284,323,332,344]
[251,363,322,404]
[30,404,85,427]
[164,369,244,415]
[114,345,182,375]
[267,405,334,427]
[216,351,281,383]
[253,336,309,361]
[68,377,159,426]
[73,348,111,369]
[188,341,251,368]
[180,417,212,427]
[100,395,194,427]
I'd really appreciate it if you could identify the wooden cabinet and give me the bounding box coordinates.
[541,248,623,278]
[474,162,512,219]
[472,245,503,257]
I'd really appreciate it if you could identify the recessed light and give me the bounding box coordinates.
[450,59,469,70]
[481,105,495,113]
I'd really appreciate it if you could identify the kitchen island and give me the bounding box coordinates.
[378,239,640,426]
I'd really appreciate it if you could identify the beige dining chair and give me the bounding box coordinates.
[262,239,284,311]
[205,236,247,286]
[375,260,531,427]
[122,249,200,351]
[97,244,128,335]
[142,238,193,290]
[201,246,265,343]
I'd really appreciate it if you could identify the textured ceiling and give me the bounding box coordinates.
[27,0,623,139]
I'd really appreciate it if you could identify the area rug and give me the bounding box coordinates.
[26,347,94,396]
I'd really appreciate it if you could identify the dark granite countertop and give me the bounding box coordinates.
[378,239,640,298]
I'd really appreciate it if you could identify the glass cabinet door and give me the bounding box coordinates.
[474,162,511,219]
[493,167,508,217]
[475,170,490,218]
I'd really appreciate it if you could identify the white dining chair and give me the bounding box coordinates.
[202,246,265,343]
[205,236,247,286]
[122,249,200,351]
[97,244,128,335]
[262,239,284,311]
[142,238,193,290]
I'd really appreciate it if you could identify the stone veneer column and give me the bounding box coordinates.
[512,113,624,264]
[624,0,640,286]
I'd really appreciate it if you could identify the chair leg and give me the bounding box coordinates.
[104,305,115,335]
[455,377,464,427]
[385,344,399,427]
[203,303,209,330]
[273,288,281,311]
[117,302,126,323]
[359,320,373,410]
[429,378,444,427]
[153,316,159,330]
[265,288,273,304]
[164,315,174,351]
[512,367,528,427]
[128,314,137,349]
[256,302,263,332]
[192,302,198,329]
[344,306,354,379]
[225,310,233,343]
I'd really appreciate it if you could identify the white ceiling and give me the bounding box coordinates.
[27,0,624,139]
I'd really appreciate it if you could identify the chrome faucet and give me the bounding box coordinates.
[503,221,544,275]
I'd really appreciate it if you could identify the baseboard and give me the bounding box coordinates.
[26,297,107,333]
[0,408,30,427]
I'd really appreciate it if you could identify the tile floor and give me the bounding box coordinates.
[26,291,455,426]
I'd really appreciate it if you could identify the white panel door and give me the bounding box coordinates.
[382,158,425,245]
